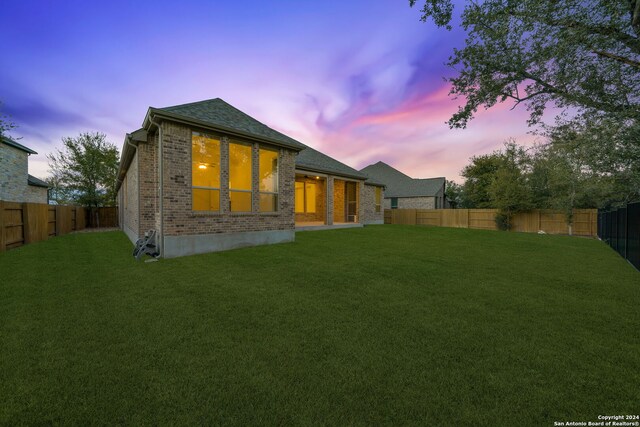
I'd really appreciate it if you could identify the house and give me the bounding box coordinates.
[0,135,49,203]
[115,98,384,258]
[360,161,446,210]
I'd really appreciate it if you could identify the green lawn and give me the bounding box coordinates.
[0,226,638,425]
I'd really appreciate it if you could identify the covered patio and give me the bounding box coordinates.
[294,173,361,229]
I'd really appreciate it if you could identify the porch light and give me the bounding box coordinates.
[315,176,320,179]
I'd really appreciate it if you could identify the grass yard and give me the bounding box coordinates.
[0,225,638,425]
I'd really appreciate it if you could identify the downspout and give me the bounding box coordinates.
[148,116,163,257]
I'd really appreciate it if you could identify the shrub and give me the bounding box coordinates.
[495,212,511,231]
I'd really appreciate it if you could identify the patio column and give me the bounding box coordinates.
[326,176,334,225]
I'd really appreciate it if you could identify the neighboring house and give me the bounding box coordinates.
[0,135,49,203]
[115,98,384,258]
[360,161,446,210]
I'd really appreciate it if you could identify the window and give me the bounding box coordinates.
[192,132,221,211]
[391,197,398,209]
[295,180,316,213]
[375,187,382,213]
[259,148,278,212]
[229,141,253,212]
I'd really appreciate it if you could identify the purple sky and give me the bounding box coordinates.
[1,0,541,182]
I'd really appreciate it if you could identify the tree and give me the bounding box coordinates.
[409,0,640,128]
[460,151,504,207]
[0,101,16,137]
[487,142,534,229]
[47,132,119,207]
[445,179,465,208]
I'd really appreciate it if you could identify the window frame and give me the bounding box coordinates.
[191,131,221,212]
[295,179,317,214]
[258,147,279,212]
[391,197,398,209]
[228,140,253,212]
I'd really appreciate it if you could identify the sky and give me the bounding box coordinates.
[1,0,541,182]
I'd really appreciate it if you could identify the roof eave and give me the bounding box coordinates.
[114,133,140,192]
[295,164,367,181]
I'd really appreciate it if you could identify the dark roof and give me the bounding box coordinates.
[28,174,49,188]
[151,98,306,151]
[1,135,37,154]
[295,145,368,180]
[360,161,444,197]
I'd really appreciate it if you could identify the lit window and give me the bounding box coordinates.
[305,183,316,213]
[375,187,382,213]
[192,132,220,211]
[229,141,252,212]
[259,148,278,212]
[295,182,304,213]
[295,180,317,213]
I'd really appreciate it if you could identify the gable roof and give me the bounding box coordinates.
[28,174,49,188]
[296,146,368,180]
[146,98,306,151]
[360,161,444,197]
[1,135,37,155]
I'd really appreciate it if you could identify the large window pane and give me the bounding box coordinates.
[229,142,252,191]
[193,189,220,211]
[259,193,278,212]
[295,182,304,213]
[305,182,316,213]
[192,133,220,188]
[375,187,382,213]
[259,149,278,192]
[230,191,252,212]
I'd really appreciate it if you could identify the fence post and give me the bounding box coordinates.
[0,201,5,252]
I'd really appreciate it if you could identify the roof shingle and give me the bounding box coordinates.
[155,98,306,150]
[360,161,444,197]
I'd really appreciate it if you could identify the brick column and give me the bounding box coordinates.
[326,176,334,225]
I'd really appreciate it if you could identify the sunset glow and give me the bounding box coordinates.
[1,0,542,182]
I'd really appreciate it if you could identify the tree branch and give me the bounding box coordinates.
[593,49,640,70]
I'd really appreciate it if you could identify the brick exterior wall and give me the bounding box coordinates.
[156,121,295,237]
[25,185,48,203]
[294,176,326,222]
[121,150,139,236]
[384,196,436,209]
[361,184,384,224]
[0,143,47,203]
[0,144,27,202]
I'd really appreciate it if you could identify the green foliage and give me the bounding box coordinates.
[461,152,503,208]
[488,142,534,217]
[494,211,511,231]
[409,0,640,128]
[444,179,464,207]
[47,132,119,207]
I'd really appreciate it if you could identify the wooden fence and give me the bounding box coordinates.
[0,201,119,252]
[86,207,118,228]
[384,208,598,237]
